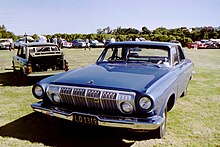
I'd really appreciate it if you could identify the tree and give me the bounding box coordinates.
[113,27,140,35]
[190,30,201,41]
[168,35,176,41]
[153,27,168,35]
[96,27,112,34]
[86,34,96,40]
[116,35,127,41]
[0,25,7,31]
[32,34,38,40]
[96,28,104,34]
[140,34,151,40]
[141,26,151,34]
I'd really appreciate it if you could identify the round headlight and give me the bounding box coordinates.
[139,97,152,110]
[33,85,44,98]
[51,93,61,104]
[121,102,133,113]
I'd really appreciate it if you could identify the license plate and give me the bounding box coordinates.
[72,114,98,125]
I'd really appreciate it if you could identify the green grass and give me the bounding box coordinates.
[0,48,219,146]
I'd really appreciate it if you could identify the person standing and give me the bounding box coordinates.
[58,37,63,48]
[102,38,106,44]
[53,37,57,45]
[110,37,115,43]
[85,38,90,50]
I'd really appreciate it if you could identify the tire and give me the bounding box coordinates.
[12,61,17,74]
[180,87,187,97]
[19,68,30,85]
[152,106,167,138]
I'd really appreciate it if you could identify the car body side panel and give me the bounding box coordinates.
[146,60,193,116]
[13,55,27,72]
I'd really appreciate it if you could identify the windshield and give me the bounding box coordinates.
[98,46,170,65]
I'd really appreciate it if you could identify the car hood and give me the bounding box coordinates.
[48,63,170,92]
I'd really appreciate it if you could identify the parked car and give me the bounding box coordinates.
[187,41,207,49]
[0,38,13,50]
[12,42,69,76]
[204,40,220,49]
[90,40,104,48]
[14,37,34,49]
[61,39,72,48]
[31,41,194,138]
[72,39,88,48]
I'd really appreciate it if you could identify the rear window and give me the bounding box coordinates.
[29,46,59,53]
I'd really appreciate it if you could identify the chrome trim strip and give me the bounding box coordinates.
[31,101,163,130]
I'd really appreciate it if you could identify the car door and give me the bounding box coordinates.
[177,47,193,93]
[172,46,189,97]
[13,46,27,72]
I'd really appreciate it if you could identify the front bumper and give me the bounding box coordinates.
[31,101,163,131]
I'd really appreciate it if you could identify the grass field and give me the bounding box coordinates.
[0,48,219,146]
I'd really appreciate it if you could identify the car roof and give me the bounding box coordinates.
[106,41,179,48]
[21,42,58,47]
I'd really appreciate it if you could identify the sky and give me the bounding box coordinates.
[0,0,220,35]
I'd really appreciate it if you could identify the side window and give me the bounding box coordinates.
[51,46,59,51]
[17,48,21,56]
[172,47,179,65]
[42,47,51,52]
[17,46,26,59]
[177,46,185,62]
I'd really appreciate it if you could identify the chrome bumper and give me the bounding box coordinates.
[31,101,163,131]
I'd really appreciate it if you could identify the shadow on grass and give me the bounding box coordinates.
[0,112,153,147]
[0,71,47,86]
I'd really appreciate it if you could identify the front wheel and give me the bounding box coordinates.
[180,87,187,97]
[152,106,167,138]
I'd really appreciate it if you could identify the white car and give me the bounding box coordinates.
[90,40,104,48]
[0,38,12,50]
[62,39,72,48]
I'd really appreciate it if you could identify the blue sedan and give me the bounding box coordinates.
[31,41,194,138]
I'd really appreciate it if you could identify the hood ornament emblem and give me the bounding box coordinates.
[86,80,94,85]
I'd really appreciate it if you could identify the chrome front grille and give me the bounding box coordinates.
[101,91,117,111]
[46,85,136,113]
[71,88,87,107]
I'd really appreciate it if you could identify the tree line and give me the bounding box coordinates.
[1,25,220,47]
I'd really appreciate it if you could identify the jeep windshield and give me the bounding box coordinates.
[97,46,170,65]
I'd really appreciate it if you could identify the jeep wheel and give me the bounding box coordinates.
[12,61,17,74]
[19,68,30,85]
